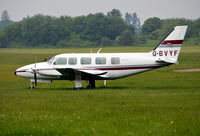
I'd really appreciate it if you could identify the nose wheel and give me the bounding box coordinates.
[30,82,35,89]
[29,79,37,89]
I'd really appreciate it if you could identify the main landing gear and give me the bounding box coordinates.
[74,71,96,89]
[87,79,96,89]
[74,79,96,89]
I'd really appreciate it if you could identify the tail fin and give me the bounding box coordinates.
[152,26,188,64]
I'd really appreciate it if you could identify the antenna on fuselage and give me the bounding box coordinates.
[97,48,102,53]
[104,80,107,86]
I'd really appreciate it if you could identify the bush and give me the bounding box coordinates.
[100,37,114,46]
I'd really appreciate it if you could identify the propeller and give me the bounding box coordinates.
[30,58,37,87]
[33,62,37,87]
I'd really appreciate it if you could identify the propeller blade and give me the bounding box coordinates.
[34,57,37,87]
[34,72,37,87]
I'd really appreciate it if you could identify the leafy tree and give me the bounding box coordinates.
[1,9,199,48]
[142,17,161,34]
[82,13,127,43]
[119,29,134,45]
[158,18,193,40]
[0,32,9,47]
[71,16,86,34]
[0,10,13,30]
[82,13,106,42]
[1,10,10,21]
[125,13,141,34]
[104,16,128,40]
[190,19,200,38]
[100,37,113,46]
[107,9,122,17]
[20,15,70,46]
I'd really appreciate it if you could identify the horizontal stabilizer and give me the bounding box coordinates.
[156,58,178,64]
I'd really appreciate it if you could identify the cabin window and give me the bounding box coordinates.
[96,57,106,65]
[68,57,77,65]
[53,57,67,65]
[111,57,120,64]
[81,57,91,65]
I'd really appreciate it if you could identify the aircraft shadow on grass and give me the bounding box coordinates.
[25,86,129,91]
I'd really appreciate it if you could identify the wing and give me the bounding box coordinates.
[56,68,108,80]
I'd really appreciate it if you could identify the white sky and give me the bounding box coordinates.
[0,0,199,24]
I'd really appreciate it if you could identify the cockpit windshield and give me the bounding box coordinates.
[47,57,55,64]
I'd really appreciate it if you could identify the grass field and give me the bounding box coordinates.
[0,46,200,136]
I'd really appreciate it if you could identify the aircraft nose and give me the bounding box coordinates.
[15,68,22,76]
[15,66,29,77]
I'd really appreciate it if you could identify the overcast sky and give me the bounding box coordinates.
[0,0,199,24]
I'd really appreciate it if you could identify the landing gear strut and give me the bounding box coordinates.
[87,79,96,89]
[74,71,84,89]
[74,71,96,89]
[30,81,35,89]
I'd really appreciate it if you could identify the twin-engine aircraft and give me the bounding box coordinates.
[15,26,188,89]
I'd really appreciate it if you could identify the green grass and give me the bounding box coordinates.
[0,46,200,136]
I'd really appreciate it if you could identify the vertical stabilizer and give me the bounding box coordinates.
[152,26,188,63]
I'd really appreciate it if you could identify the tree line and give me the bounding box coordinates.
[141,17,200,46]
[0,9,199,48]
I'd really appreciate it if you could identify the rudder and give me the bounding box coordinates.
[152,26,188,63]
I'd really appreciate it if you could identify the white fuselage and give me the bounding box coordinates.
[15,52,168,80]
[14,26,188,88]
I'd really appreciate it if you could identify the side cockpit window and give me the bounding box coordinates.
[47,57,55,64]
[53,57,67,65]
